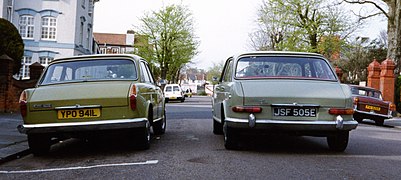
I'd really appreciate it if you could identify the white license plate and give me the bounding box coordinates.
[273,107,317,117]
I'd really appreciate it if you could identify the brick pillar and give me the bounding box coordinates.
[0,54,14,112]
[335,67,343,82]
[29,62,44,80]
[380,59,395,103]
[367,59,381,90]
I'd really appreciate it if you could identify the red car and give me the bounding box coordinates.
[350,85,396,126]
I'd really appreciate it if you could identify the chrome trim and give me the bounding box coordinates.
[225,117,358,131]
[18,118,147,134]
[271,103,320,107]
[55,105,102,110]
[354,109,392,118]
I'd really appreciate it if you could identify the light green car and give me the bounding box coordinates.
[18,54,166,155]
[212,51,358,151]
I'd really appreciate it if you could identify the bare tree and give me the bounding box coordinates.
[344,0,401,71]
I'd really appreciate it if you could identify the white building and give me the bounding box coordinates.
[1,0,99,79]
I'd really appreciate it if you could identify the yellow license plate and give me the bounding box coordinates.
[58,108,101,119]
[365,105,381,111]
[170,96,177,99]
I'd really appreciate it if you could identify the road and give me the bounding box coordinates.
[1,96,401,179]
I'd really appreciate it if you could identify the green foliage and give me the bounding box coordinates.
[396,76,401,113]
[251,0,358,56]
[135,4,199,82]
[0,18,24,74]
[206,61,224,83]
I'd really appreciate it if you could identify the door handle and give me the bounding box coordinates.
[216,86,225,91]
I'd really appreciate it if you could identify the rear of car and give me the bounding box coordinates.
[18,54,166,155]
[350,85,395,126]
[164,84,185,102]
[212,52,357,151]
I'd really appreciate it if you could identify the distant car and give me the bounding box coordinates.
[184,88,193,98]
[164,84,185,102]
[349,85,395,126]
[18,54,166,155]
[212,51,358,152]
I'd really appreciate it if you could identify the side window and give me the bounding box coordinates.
[221,59,233,82]
[140,61,154,84]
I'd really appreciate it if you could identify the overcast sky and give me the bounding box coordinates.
[93,0,387,70]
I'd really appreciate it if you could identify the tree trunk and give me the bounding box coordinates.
[385,0,401,71]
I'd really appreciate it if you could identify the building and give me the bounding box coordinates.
[1,0,99,79]
[94,30,136,54]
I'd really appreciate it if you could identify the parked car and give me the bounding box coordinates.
[164,84,185,102]
[349,85,395,126]
[212,51,358,151]
[18,54,166,155]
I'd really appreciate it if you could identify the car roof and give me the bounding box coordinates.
[348,84,380,92]
[50,54,143,63]
[232,51,324,59]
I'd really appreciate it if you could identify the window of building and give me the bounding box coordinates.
[79,22,84,45]
[41,16,57,40]
[87,27,91,49]
[39,56,54,66]
[19,15,34,39]
[19,56,33,79]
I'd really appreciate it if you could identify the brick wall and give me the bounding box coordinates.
[0,55,43,113]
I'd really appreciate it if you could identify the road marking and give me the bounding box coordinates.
[0,160,158,174]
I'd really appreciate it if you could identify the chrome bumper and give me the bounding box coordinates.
[354,109,392,119]
[225,117,358,131]
[18,118,148,134]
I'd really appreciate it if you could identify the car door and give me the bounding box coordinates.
[213,57,234,123]
[139,61,162,120]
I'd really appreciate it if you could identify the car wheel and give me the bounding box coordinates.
[28,134,51,156]
[354,116,363,123]
[223,124,239,150]
[374,118,385,126]
[213,118,223,135]
[327,131,349,152]
[136,123,151,150]
[153,110,166,135]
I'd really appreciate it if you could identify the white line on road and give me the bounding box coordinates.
[0,160,158,174]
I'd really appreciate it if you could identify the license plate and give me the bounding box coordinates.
[273,107,317,117]
[58,108,101,119]
[365,105,381,111]
[170,96,177,99]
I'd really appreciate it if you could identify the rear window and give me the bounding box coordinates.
[40,59,137,85]
[351,87,383,99]
[173,86,180,92]
[165,86,172,92]
[235,56,336,81]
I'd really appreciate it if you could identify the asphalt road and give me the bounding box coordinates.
[1,96,401,179]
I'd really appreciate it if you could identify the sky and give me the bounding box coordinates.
[93,0,387,70]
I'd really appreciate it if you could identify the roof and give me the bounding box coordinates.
[93,33,127,46]
[233,51,324,59]
[51,54,143,63]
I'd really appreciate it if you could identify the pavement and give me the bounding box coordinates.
[0,112,401,164]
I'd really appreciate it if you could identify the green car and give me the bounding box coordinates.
[18,54,166,155]
[212,51,358,151]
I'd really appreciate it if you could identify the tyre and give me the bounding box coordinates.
[213,118,223,135]
[327,131,349,152]
[353,116,363,123]
[28,134,51,156]
[374,118,385,126]
[223,124,239,150]
[136,125,151,150]
[153,110,166,135]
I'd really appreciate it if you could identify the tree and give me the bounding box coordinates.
[250,0,360,60]
[135,4,199,82]
[206,61,224,83]
[344,0,401,72]
[0,18,24,74]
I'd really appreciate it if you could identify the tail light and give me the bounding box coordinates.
[389,103,396,111]
[232,106,262,113]
[353,97,359,105]
[19,91,28,117]
[328,108,354,115]
[129,84,137,111]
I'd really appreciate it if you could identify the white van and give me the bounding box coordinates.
[164,84,185,102]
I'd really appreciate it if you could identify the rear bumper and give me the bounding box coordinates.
[18,118,148,134]
[225,117,358,131]
[354,110,392,119]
